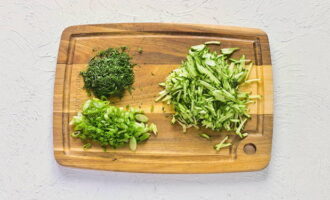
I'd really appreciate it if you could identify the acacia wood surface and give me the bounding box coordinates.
[53,23,273,173]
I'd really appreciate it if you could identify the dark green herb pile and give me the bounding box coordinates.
[157,41,260,141]
[80,47,135,98]
[70,98,157,151]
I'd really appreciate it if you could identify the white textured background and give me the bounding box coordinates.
[1,0,330,199]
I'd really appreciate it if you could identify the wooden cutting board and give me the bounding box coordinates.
[53,23,273,173]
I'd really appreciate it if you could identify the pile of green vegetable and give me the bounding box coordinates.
[80,47,135,99]
[70,98,157,151]
[156,41,260,139]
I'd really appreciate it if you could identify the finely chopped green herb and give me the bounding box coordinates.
[70,98,156,151]
[156,42,260,140]
[80,47,135,99]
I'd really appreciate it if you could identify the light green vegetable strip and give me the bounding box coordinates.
[70,98,156,151]
[214,136,232,151]
[204,41,221,45]
[135,114,149,123]
[221,48,239,55]
[149,123,158,135]
[199,133,211,140]
[129,137,137,151]
[157,42,260,138]
[191,44,205,51]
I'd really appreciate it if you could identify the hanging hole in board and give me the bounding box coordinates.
[244,143,257,155]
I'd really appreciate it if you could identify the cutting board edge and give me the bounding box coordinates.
[56,23,271,65]
[53,23,273,173]
[54,150,271,174]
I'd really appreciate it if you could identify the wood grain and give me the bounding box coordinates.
[53,23,273,173]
